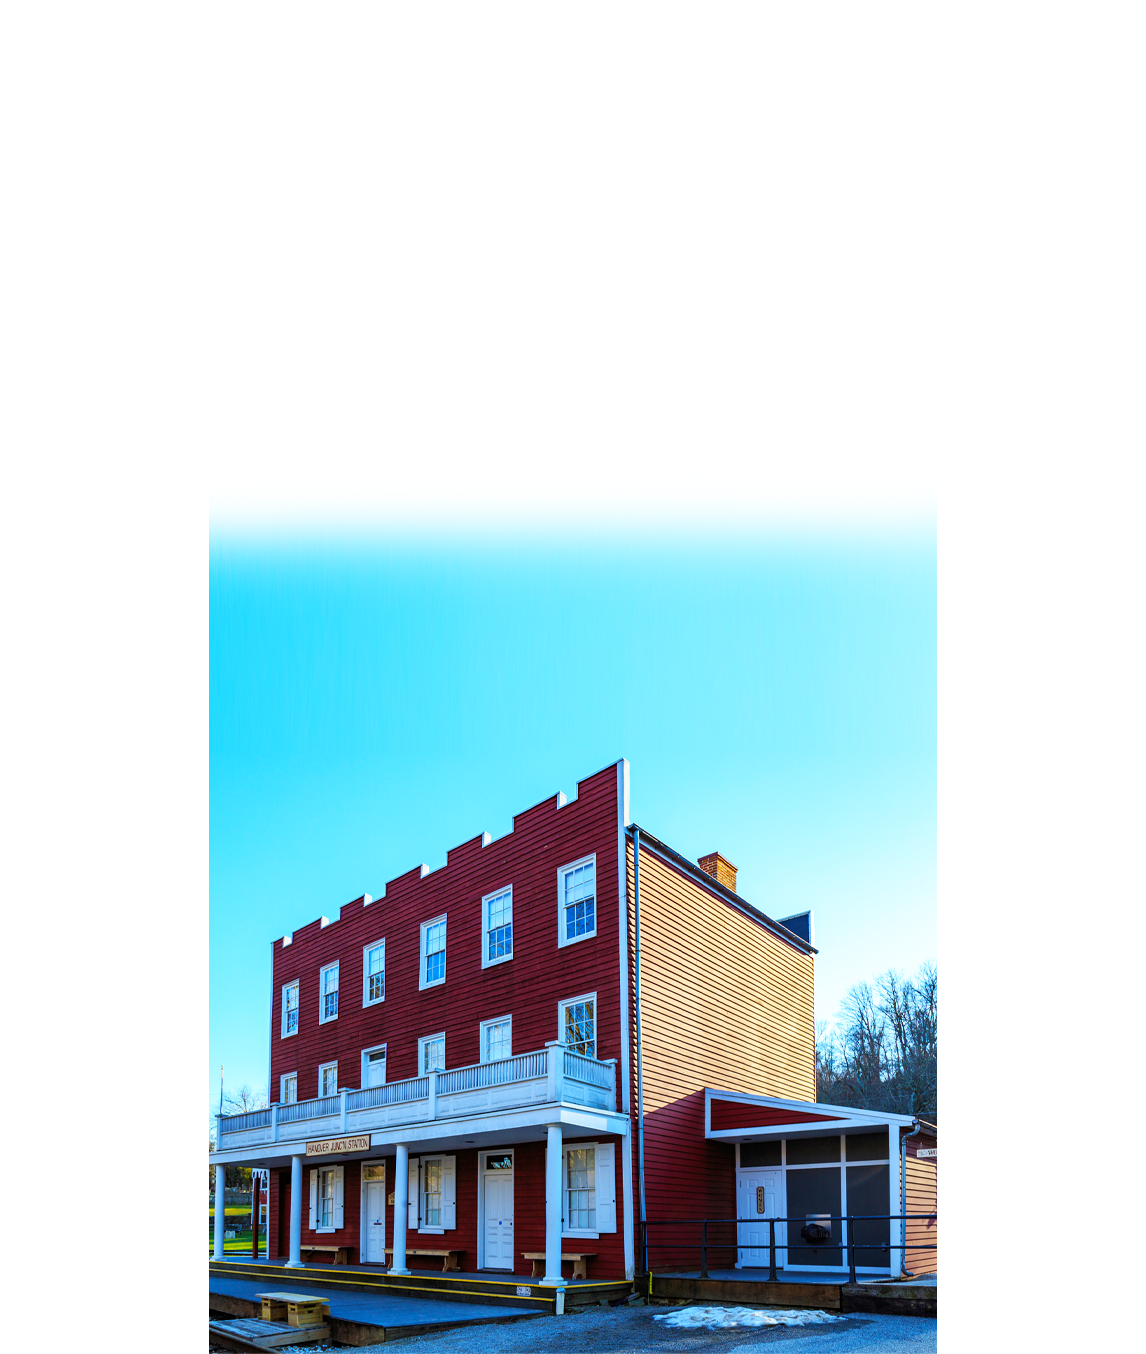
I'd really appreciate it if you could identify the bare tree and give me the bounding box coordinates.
[224,1084,269,1115]
[817,961,937,1122]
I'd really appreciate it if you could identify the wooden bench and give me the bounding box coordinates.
[522,1251,597,1280]
[299,1244,350,1265]
[255,1291,331,1327]
[384,1246,464,1273]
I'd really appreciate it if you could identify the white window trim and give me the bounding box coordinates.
[557,991,599,1060]
[556,853,598,948]
[480,884,513,969]
[318,1060,338,1098]
[280,980,299,1039]
[418,1032,446,1074]
[315,1163,340,1233]
[418,1153,446,1234]
[419,914,447,991]
[479,1014,513,1063]
[318,961,339,1024]
[362,938,386,1008]
[562,1140,602,1240]
[280,1071,298,1104]
[360,1043,387,1089]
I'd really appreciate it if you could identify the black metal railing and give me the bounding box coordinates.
[641,1214,938,1285]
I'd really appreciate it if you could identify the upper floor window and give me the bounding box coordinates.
[557,855,597,947]
[419,1032,446,1073]
[280,1072,297,1104]
[363,940,385,1006]
[281,980,299,1038]
[481,886,513,968]
[560,992,596,1059]
[480,1015,512,1063]
[319,1060,338,1097]
[419,916,447,990]
[319,962,339,1022]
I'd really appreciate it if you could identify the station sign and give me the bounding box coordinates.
[306,1134,370,1157]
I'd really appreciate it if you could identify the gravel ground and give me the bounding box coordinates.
[239,1304,937,1354]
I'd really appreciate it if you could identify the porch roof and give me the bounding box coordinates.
[210,1100,628,1169]
[704,1087,916,1143]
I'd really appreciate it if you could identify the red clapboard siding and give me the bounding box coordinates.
[270,763,622,1103]
[709,1101,844,1131]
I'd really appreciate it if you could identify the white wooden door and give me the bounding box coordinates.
[737,1169,783,1267]
[366,1050,386,1088]
[483,1169,515,1270]
[365,1180,386,1262]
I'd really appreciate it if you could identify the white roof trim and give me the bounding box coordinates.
[704,1086,915,1130]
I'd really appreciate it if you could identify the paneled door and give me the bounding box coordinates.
[364,1176,386,1262]
[482,1154,515,1270]
[736,1168,783,1268]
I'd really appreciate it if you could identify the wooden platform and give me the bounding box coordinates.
[208,1317,330,1348]
[210,1257,633,1312]
[650,1273,843,1311]
[647,1273,936,1318]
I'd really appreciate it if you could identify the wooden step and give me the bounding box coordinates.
[208,1317,329,1348]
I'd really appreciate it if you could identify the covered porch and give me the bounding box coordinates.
[210,1046,633,1286]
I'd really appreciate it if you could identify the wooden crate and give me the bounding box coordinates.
[287,1300,325,1328]
[257,1292,330,1323]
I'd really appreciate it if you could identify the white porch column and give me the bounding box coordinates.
[391,1143,410,1274]
[543,1122,565,1286]
[286,1154,304,1267]
[213,1164,225,1260]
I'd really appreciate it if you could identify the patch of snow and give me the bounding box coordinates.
[652,1305,844,1330]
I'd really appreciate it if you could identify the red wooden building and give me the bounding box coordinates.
[210,759,929,1283]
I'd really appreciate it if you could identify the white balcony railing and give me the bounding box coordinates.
[215,1046,616,1152]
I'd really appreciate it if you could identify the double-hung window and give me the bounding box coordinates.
[419,916,447,990]
[481,886,512,967]
[363,940,385,1006]
[418,1033,446,1074]
[560,992,596,1058]
[561,1141,617,1237]
[422,1158,442,1228]
[480,1015,512,1063]
[281,980,299,1038]
[566,1148,596,1230]
[557,855,597,946]
[317,1166,338,1227]
[319,1061,338,1098]
[319,962,339,1023]
[280,1072,297,1104]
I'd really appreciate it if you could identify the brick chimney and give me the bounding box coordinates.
[698,852,737,893]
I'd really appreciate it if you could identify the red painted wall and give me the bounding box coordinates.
[709,1100,844,1131]
[270,764,623,1103]
[267,1137,627,1278]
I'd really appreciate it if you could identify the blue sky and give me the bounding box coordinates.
[210,527,935,1107]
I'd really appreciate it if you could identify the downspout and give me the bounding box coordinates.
[900,1119,920,1276]
[633,826,647,1272]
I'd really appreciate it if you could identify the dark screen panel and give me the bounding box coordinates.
[784,1167,842,1267]
[740,1142,782,1168]
[846,1164,891,1268]
[845,1132,890,1162]
[786,1135,841,1165]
